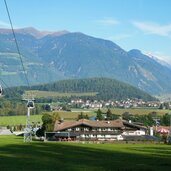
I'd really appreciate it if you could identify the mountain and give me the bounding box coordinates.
[30,77,157,101]
[127,49,171,94]
[145,52,171,69]
[0,27,69,38]
[0,27,171,95]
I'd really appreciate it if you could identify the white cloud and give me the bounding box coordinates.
[132,21,171,36]
[96,18,119,26]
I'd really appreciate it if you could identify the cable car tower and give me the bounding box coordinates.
[3,0,35,142]
[23,94,35,142]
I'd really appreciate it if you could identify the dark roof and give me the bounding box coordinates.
[123,120,147,130]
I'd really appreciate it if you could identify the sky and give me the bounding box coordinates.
[0,0,171,63]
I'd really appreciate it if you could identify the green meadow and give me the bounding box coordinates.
[0,115,42,126]
[0,111,94,126]
[0,136,171,171]
[0,107,169,126]
[108,108,170,116]
[26,90,97,98]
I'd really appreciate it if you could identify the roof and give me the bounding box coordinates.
[122,120,147,130]
[54,119,124,131]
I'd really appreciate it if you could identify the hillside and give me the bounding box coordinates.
[30,78,157,101]
[1,27,171,94]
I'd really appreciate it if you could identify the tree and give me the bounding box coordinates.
[52,112,60,122]
[164,102,170,109]
[77,112,89,120]
[160,113,170,126]
[122,112,132,121]
[41,113,60,132]
[37,112,61,137]
[42,113,53,125]
[159,103,164,109]
[111,114,120,120]
[96,109,103,120]
[106,108,112,120]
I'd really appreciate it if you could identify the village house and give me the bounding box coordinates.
[45,119,147,141]
[69,98,161,110]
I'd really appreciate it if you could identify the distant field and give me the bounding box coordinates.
[0,115,42,126]
[0,111,95,126]
[0,107,169,126]
[108,108,170,116]
[0,136,171,171]
[26,90,97,98]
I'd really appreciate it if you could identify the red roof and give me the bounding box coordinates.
[157,127,169,134]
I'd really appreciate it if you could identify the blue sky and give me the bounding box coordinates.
[1,0,171,63]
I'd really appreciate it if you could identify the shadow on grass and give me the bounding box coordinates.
[0,137,171,171]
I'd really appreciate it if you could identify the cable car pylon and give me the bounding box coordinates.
[23,94,35,142]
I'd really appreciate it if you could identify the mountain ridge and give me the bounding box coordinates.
[0,27,69,38]
[0,27,171,95]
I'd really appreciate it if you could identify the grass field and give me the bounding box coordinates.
[0,115,42,126]
[0,136,171,171]
[0,107,169,126]
[109,108,170,116]
[0,111,95,126]
[26,90,97,98]
[69,108,170,116]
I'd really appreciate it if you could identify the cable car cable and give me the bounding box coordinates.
[0,77,19,97]
[3,0,31,88]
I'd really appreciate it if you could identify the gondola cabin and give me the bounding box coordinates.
[0,85,2,96]
[27,100,34,109]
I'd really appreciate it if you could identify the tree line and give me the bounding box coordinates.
[30,78,156,101]
[95,109,171,126]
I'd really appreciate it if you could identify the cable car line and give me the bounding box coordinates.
[0,77,19,97]
[3,0,31,89]
[3,0,36,142]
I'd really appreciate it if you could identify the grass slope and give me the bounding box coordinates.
[0,136,171,171]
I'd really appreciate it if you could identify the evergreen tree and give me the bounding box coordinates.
[96,109,103,120]
[106,108,112,120]
[77,112,89,120]
[160,113,170,126]
[78,112,84,120]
